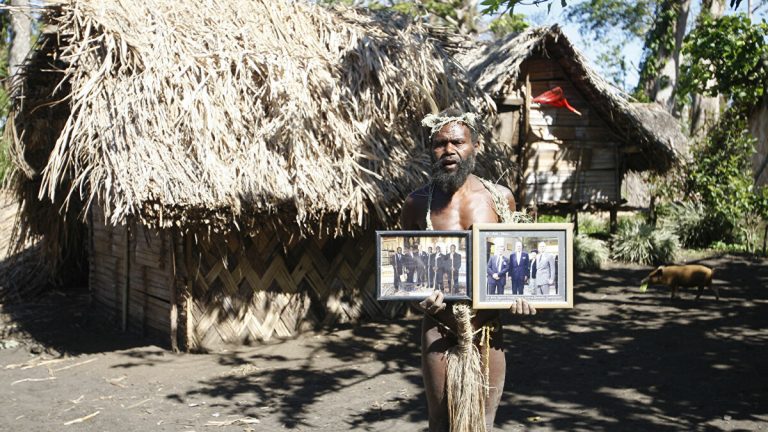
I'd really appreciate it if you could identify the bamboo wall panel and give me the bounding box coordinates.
[89,207,126,325]
[90,206,173,341]
[182,228,401,350]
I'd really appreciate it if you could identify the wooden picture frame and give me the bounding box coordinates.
[376,230,472,301]
[472,223,573,309]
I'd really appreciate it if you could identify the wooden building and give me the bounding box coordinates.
[7,0,502,350]
[464,26,687,220]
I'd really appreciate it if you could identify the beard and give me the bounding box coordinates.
[431,151,476,193]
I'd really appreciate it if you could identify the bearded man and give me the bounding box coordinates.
[400,108,536,431]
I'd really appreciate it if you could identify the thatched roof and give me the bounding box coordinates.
[463,25,686,172]
[8,0,497,238]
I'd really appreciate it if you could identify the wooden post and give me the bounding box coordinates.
[610,205,618,234]
[169,231,179,353]
[572,210,579,236]
[122,222,131,332]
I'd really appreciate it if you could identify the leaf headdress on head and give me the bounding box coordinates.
[421,112,478,139]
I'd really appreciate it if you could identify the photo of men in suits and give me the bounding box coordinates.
[534,241,556,295]
[508,240,530,295]
[447,244,461,293]
[487,241,509,295]
[377,235,468,299]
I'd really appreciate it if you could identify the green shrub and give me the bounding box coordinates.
[578,213,608,236]
[538,214,567,223]
[661,201,731,248]
[574,234,608,271]
[611,220,679,265]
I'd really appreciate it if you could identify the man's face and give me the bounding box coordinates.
[428,247,433,253]
[538,242,546,252]
[436,246,441,254]
[430,122,478,192]
[397,247,402,254]
[515,242,522,253]
[530,251,537,261]
[495,244,505,256]
[450,245,456,253]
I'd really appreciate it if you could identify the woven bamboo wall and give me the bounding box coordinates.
[178,228,401,351]
[90,207,173,340]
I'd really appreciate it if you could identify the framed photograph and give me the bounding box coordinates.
[376,230,471,301]
[472,223,573,309]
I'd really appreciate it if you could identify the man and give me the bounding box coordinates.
[389,247,404,291]
[447,244,462,293]
[486,241,508,295]
[400,108,536,431]
[403,246,415,290]
[415,244,428,288]
[534,241,556,295]
[509,240,530,295]
[427,246,436,289]
[434,245,445,292]
[528,249,538,295]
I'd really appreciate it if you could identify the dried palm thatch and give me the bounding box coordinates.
[463,25,686,173]
[7,0,497,250]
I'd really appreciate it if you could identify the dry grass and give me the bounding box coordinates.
[8,0,498,243]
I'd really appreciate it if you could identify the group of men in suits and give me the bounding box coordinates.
[487,240,557,296]
[390,243,462,293]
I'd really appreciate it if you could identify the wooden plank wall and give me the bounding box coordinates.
[179,228,402,351]
[519,57,621,206]
[89,207,173,341]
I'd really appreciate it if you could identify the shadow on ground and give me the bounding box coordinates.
[3,253,767,431]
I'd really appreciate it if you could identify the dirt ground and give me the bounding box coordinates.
[1,252,767,432]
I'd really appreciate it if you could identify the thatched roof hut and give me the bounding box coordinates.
[462,25,686,213]
[7,0,497,349]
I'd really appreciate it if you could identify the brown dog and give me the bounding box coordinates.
[641,264,718,300]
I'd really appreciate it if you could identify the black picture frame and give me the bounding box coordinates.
[376,230,472,301]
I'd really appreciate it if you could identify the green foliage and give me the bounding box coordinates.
[661,200,727,248]
[574,234,608,271]
[481,0,565,15]
[578,213,608,236]
[564,0,653,39]
[488,12,528,37]
[0,6,11,184]
[687,110,767,239]
[678,14,768,109]
[635,0,681,97]
[611,219,679,265]
[537,214,567,223]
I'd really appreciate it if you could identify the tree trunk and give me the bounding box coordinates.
[637,0,691,114]
[9,0,33,78]
[689,0,726,139]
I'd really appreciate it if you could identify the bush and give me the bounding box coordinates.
[574,234,608,271]
[578,213,608,236]
[661,201,731,248]
[611,220,679,265]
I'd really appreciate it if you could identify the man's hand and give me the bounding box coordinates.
[420,290,447,315]
[548,278,554,285]
[492,273,499,280]
[510,298,536,315]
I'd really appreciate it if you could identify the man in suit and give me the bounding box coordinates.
[434,245,445,292]
[534,241,556,295]
[415,244,428,288]
[403,246,416,290]
[486,241,509,295]
[389,247,404,290]
[508,240,530,295]
[528,250,538,295]
[447,244,462,293]
[426,246,436,289]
